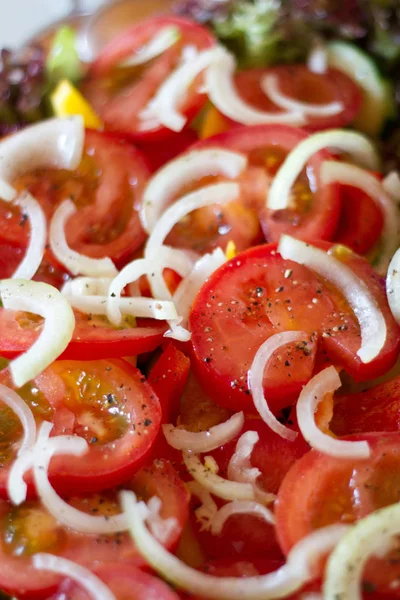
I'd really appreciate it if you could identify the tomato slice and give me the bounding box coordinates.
[48,563,180,600]
[0,458,189,599]
[82,16,215,141]
[6,129,149,267]
[137,128,199,172]
[0,308,166,360]
[275,433,400,596]
[232,65,362,131]
[189,242,400,412]
[0,359,161,494]
[194,124,342,243]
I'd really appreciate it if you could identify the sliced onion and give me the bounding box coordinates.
[278,235,387,364]
[139,47,217,132]
[0,280,75,388]
[146,246,195,301]
[210,500,275,535]
[187,481,218,531]
[66,294,178,320]
[50,199,117,277]
[321,161,399,274]
[173,248,226,326]
[387,247,400,325]
[296,366,370,458]
[11,192,46,280]
[0,384,36,455]
[267,130,380,210]
[163,318,192,343]
[121,490,348,600]
[307,41,328,74]
[145,496,179,544]
[0,116,84,201]
[383,171,400,203]
[163,412,244,453]
[120,26,180,67]
[33,554,116,600]
[248,331,309,441]
[141,149,247,233]
[227,430,276,505]
[261,74,342,116]
[324,502,400,600]
[145,182,239,255]
[206,46,305,126]
[61,276,113,297]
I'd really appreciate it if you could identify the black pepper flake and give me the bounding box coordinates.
[204,357,211,363]
[90,437,98,444]
[19,213,28,226]
[144,419,152,426]
[285,360,290,366]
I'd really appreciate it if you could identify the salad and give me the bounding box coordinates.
[0,0,399,598]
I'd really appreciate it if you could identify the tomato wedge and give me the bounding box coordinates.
[189,242,400,412]
[194,124,342,243]
[275,433,400,596]
[0,458,189,599]
[82,16,215,141]
[5,129,149,267]
[0,359,161,495]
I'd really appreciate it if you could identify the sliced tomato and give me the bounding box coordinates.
[334,183,384,254]
[0,308,166,360]
[189,242,400,412]
[48,563,180,600]
[232,65,362,131]
[0,458,189,599]
[7,129,149,267]
[137,128,199,172]
[275,432,400,596]
[331,375,400,436]
[82,16,215,141]
[194,124,342,243]
[0,359,161,494]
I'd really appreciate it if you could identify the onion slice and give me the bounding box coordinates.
[383,171,400,203]
[387,248,400,325]
[261,74,342,116]
[187,481,218,531]
[66,294,178,321]
[206,46,305,126]
[0,384,36,455]
[121,490,348,600]
[120,26,180,67]
[163,412,244,453]
[141,149,247,233]
[61,276,113,297]
[296,366,370,458]
[307,41,328,74]
[0,116,84,201]
[321,161,399,274]
[50,199,117,277]
[145,182,239,255]
[11,192,46,280]
[267,130,380,210]
[210,500,275,535]
[33,554,116,600]
[0,280,75,387]
[248,331,309,441]
[324,502,400,600]
[139,47,217,132]
[278,235,387,364]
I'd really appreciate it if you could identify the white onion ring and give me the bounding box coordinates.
[61,276,113,297]
[387,247,400,325]
[66,294,178,321]
[11,192,46,280]
[210,500,275,535]
[307,41,328,74]
[120,26,180,67]
[383,171,400,203]
[0,383,36,455]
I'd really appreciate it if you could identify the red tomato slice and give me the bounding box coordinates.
[0,458,189,599]
[334,184,384,254]
[137,128,199,172]
[189,242,400,412]
[330,375,400,436]
[275,433,400,596]
[194,124,342,243]
[6,129,149,267]
[0,308,166,360]
[82,16,215,141]
[0,359,161,495]
[232,65,362,131]
[48,563,180,600]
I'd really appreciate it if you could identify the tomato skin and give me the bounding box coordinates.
[83,17,215,142]
[137,128,199,172]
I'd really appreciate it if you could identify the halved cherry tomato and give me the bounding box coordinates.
[7,129,149,267]
[194,124,342,243]
[230,65,362,131]
[189,242,400,412]
[275,432,400,596]
[0,458,189,599]
[331,375,400,436]
[48,563,180,600]
[82,16,215,141]
[0,308,166,360]
[137,128,199,172]
[0,359,161,495]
